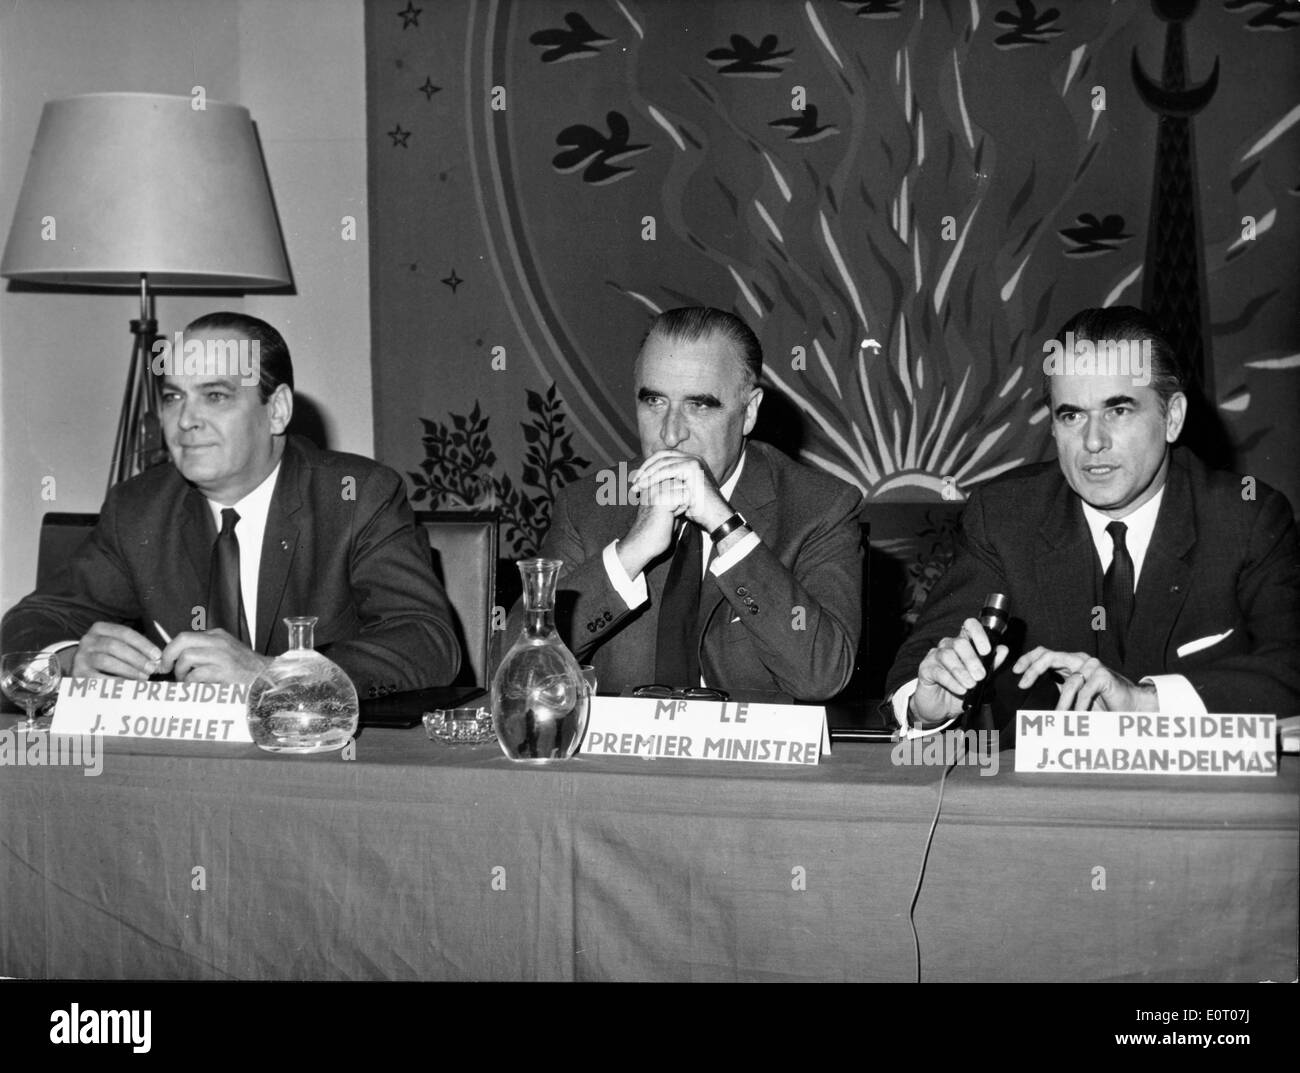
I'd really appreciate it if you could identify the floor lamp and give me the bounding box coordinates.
[2,92,292,491]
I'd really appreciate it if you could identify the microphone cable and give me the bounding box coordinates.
[904,594,1007,982]
[906,745,961,984]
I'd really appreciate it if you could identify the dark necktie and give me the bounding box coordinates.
[208,507,251,645]
[1103,520,1135,663]
[655,522,702,687]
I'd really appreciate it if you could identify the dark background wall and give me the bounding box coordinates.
[367,0,1299,563]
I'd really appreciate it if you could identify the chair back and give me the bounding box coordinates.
[859,501,967,696]
[417,511,498,687]
[36,513,99,587]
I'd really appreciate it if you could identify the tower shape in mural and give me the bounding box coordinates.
[1131,0,1219,401]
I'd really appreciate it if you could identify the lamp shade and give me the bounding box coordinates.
[1,92,291,289]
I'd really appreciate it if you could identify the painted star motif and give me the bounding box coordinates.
[419,77,441,100]
[398,2,422,30]
[441,268,463,293]
[388,124,411,147]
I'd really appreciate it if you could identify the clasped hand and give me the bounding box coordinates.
[72,622,271,684]
[616,451,734,577]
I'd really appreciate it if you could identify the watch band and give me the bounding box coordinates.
[708,512,748,544]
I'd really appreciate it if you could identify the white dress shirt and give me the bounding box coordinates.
[1079,486,1163,585]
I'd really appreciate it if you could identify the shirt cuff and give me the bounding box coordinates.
[1140,674,1207,715]
[708,531,760,576]
[889,678,957,739]
[602,540,648,610]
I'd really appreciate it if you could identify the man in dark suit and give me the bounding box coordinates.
[530,307,863,702]
[2,312,459,697]
[886,306,1300,735]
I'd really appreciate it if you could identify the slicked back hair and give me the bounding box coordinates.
[642,306,763,387]
[1044,305,1185,412]
[182,311,294,402]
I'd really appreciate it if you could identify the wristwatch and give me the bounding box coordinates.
[708,512,748,544]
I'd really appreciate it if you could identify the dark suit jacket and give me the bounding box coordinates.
[2,435,460,697]
[526,440,864,701]
[885,449,1300,725]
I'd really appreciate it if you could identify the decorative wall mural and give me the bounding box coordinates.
[408,385,590,556]
[366,0,1299,524]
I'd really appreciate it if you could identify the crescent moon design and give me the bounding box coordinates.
[1131,50,1220,117]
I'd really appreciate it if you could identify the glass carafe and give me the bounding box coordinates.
[491,558,589,760]
[246,616,359,753]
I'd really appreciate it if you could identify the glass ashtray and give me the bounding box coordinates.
[423,707,495,745]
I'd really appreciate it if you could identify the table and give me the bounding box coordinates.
[1,710,1295,981]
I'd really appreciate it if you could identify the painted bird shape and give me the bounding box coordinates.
[768,105,837,143]
[838,0,904,17]
[553,111,650,185]
[706,33,794,76]
[529,12,614,63]
[1059,213,1132,256]
[993,0,1063,48]
[1224,0,1300,31]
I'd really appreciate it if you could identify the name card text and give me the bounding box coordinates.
[50,676,253,743]
[583,696,828,765]
[1014,710,1276,776]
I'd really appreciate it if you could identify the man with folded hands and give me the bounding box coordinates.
[886,305,1300,737]
[516,306,864,702]
[2,312,460,696]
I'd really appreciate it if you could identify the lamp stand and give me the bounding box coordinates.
[107,274,168,491]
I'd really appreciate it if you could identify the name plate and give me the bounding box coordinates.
[50,677,253,743]
[1014,710,1277,776]
[582,696,829,765]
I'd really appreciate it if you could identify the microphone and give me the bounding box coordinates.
[960,592,1010,720]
